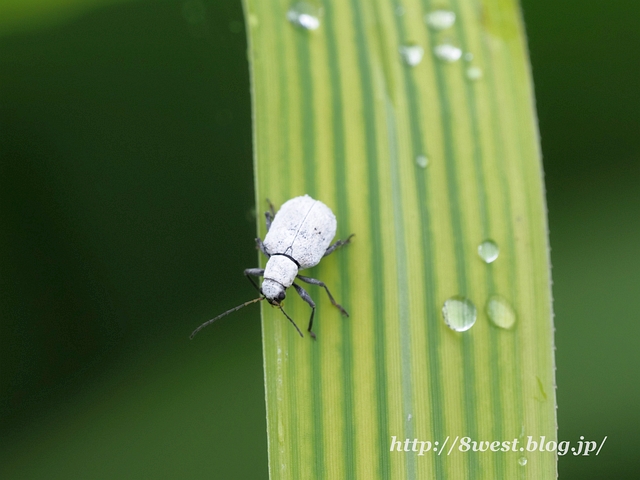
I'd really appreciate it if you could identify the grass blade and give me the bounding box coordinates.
[244,0,556,477]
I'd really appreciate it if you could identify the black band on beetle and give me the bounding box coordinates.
[270,253,301,268]
[264,277,287,289]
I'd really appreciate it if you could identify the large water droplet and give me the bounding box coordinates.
[518,456,528,466]
[399,44,424,66]
[433,43,462,63]
[287,2,321,30]
[477,239,499,263]
[425,10,456,30]
[442,296,477,332]
[416,155,429,168]
[466,66,483,81]
[486,295,516,329]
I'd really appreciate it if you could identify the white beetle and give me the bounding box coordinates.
[191,195,353,339]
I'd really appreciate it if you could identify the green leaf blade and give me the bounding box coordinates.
[244,0,556,478]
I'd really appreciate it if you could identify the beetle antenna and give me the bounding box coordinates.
[190,296,265,339]
[278,306,304,337]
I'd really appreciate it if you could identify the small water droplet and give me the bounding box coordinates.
[248,14,259,27]
[518,456,527,466]
[433,43,462,63]
[425,10,456,30]
[287,2,321,30]
[464,52,474,62]
[486,295,516,329]
[407,413,412,421]
[466,66,483,81]
[477,239,499,263]
[416,155,429,168]
[399,44,424,66]
[395,5,405,16]
[442,296,477,332]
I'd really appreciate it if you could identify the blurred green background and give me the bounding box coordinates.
[0,0,638,478]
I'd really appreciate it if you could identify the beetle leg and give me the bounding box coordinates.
[323,233,355,257]
[265,199,276,232]
[244,268,265,294]
[277,306,304,338]
[292,282,317,339]
[296,275,349,317]
[255,238,270,257]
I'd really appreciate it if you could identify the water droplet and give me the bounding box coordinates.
[248,14,259,27]
[395,5,405,16]
[466,66,483,81]
[425,10,456,30]
[407,413,412,421]
[486,295,516,329]
[433,43,462,63]
[442,296,477,332]
[477,239,499,263]
[399,44,424,67]
[518,456,527,466]
[287,2,321,30]
[464,52,474,62]
[416,155,429,168]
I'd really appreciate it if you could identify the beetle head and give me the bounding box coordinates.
[261,278,286,305]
